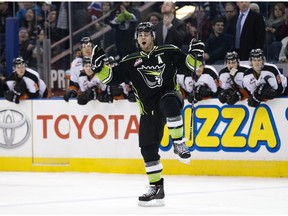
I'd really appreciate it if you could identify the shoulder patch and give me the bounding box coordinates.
[134,58,143,67]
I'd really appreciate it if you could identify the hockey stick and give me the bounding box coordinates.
[190,5,200,144]
[190,43,198,142]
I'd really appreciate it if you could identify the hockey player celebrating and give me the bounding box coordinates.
[5,57,48,104]
[90,22,204,207]
[218,51,250,105]
[243,48,288,107]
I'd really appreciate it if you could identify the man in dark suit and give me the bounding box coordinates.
[227,2,265,60]
[154,1,187,49]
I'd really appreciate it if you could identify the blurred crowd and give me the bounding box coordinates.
[0,1,288,103]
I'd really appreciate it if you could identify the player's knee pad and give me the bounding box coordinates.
[159,91,184,117]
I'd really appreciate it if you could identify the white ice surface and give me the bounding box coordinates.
[0,172,287,215]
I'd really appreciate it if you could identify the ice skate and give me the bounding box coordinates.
[173,139,191,164]
[138,178,165,207]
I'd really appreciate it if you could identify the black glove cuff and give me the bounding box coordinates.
[252,93,261,103]
[236,91,242,101]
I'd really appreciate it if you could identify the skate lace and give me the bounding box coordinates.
[173,139,188,152]
[143,186,157,197]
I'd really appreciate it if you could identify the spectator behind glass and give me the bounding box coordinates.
[278,5,288,40]
[53,2,69,69]
[41,2,53,22]
[101,2,116,56]
[18,27,33,66]
[264,3,286,62]
[93,2,114,31]
[0,2,13,65]
[204,17,234,64]
[55,2,69,39]
[222,3,237,34]
[227,2,265,61]
[16,2,42,24]
[249,3,260,13]
[72,2,91,39]
[185,5,212,43]
[0,2,13,35]
[44,8,61,45]
[146,12,162,26]
[265,3,285,44]
[109,2,140,59]
[154,1,187,49]
[201,2,225,21]
[87,2,102,22]
[279,36,288,63]
[30,29,46,72]
[20,7,43,47]
[103,2,113,15]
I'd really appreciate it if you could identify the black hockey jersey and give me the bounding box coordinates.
[96,44,195,114]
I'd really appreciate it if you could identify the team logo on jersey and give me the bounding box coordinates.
[137,64,166,88]
[76,60,82,67]
[134,58,143,67]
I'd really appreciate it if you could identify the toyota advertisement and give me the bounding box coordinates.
[0,98,288,176]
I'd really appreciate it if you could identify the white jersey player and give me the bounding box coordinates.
[77,57,111,105]
[243,48,288,107]
[218,51,250,105]
[5,57,48,104]
[63,37,93,102]
[177,64,219,102]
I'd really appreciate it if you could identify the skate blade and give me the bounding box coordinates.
[138,199,165,207]
[176,155,191,164]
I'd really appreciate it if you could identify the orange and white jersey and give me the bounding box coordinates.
[243,63,287,95]
[78,70,106,92]
[218,65,250,90]
[6,67,41,97]
[177,65,219,93]
[70,56,83,84]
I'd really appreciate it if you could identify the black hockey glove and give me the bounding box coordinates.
[218,89,230,104]
[98,90,113,103]
[226,90,242,105]
[196,85,212,99]
[188,38,205,61]
[91,45,106,73]
[77,88,97,105]
[4,91,20,104]
[63,89,78,102]
[255,84,277,100]
[248,93,261,107]
[127,91,136,102]
[187,93,198,104]
[110,85,123,97]
[14,79,27,96]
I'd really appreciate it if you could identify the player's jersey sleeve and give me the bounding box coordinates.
[234,65,249,89]
[243,69,256,94]
[95,55,132,86]
[257,63,287,95]
[218,68,231,90]
[70,57,83,84]
[197,65,219,93]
